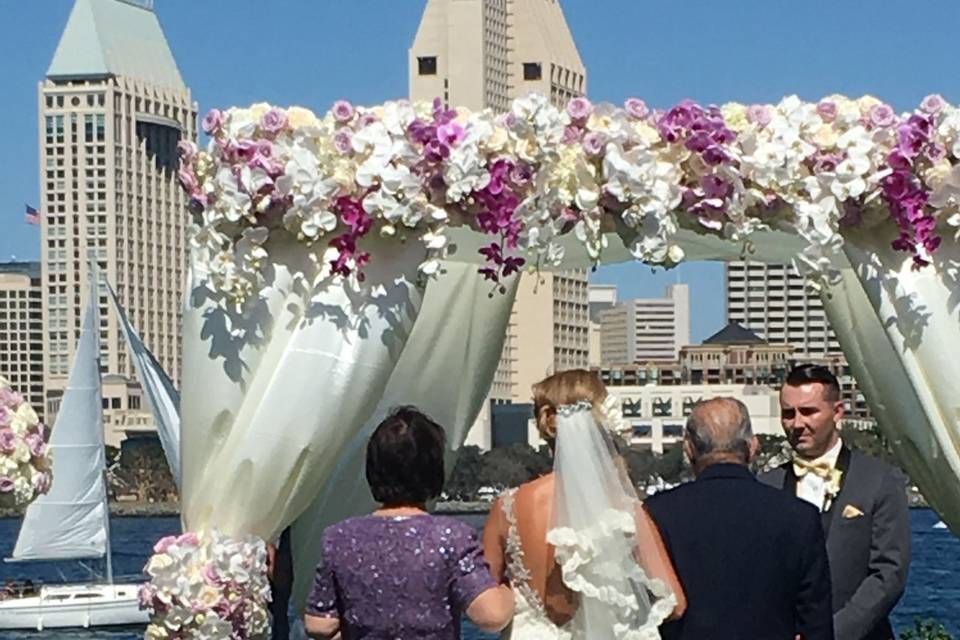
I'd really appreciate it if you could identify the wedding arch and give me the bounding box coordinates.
[141,93,960,637]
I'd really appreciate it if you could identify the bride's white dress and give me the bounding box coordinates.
[499,488,574,640]
[494,401,676,640]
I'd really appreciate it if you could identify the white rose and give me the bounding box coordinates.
[15,403,38,428]
[11,440,30,464]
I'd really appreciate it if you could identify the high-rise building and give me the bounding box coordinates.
[599,284,691,365]
[39,0,196,421]
[410,0,589,410]
[725,261,840,356]
[588,284,617,366]
[0,262,44,414]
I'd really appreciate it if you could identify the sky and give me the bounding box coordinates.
[2,0,960,341]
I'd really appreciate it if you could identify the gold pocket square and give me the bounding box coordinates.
[842,504,864,519]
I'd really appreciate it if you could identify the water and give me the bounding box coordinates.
[0,509,956,639]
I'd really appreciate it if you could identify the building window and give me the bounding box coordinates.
[417,56,437,76]
[523,62,542,81]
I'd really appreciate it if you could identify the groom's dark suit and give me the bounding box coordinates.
[761,446,910,640]
[645,463,834,640]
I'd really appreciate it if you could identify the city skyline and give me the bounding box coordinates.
[4,1,960,342]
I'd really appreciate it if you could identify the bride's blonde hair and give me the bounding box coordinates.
[532,369,608,441]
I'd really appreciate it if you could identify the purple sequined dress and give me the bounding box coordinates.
[306,514,497,639]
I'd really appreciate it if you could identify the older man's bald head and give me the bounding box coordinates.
[685,397,754,466]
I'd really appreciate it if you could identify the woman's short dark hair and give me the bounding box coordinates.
[365,406,446,505]
[785,364,841,401]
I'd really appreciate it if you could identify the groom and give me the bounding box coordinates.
[761,364,910,640]
[645,397,833,639]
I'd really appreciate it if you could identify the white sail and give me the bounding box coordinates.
[11,287,108,561]
[107,283,180,487]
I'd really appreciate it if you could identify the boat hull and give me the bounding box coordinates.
[0,583,147,630]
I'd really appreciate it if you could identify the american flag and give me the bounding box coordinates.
[24,204,40,226]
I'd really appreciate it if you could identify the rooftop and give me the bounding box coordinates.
[47,0,186,91]
[0,261,41,279]
[701,322,766,346]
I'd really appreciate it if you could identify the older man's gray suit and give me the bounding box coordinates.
[760,446,910,640]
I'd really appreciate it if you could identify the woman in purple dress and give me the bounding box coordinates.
[304,407,514,639]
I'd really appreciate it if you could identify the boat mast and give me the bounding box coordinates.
[90,265,113,585]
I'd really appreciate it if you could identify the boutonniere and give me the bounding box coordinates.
[824,468,844,510]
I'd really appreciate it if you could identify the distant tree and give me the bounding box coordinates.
[476,443,551,490]
[654,446,688,484]
[902,619,954,640]
[444,445,484,499]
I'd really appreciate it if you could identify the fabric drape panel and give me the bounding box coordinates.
[179,235,426,539]
[821,239,960,534]
[289,262,518,608]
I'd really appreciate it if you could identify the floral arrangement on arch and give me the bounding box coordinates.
[139,531,271,640]
[0,377,52,509]
[179,93,960,304]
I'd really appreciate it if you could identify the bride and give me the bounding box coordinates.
[482,369,686,639]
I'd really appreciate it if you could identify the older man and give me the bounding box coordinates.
[645,397,834,640]
[761,365,910,640]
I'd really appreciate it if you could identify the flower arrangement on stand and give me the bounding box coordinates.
[179,93,960,309]
[139,531,271,640]
[0,377,51,509]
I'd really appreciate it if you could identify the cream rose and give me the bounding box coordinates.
[287,106,318,129]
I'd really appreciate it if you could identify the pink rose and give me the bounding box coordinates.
[0,406,10,427]
[333,128,353,155]
[177,532,200,547]
[624,98,649,120]
[177,140,198,162]
[562,126,582,144]
[582,131,606,156]
[202,562,223,587]
[0,389,23,408]
[0,429,15,454]
[869,104,896,128]
[566,97,593,121]
[25,433,45,458]
[260,108,288,135]
[153,535,178,554]
[178,168,198,193]
[817,100,837,122]
[332,100,355,123]
[137,583,157,608]
[202,109,224,135]
[32,472,50,494]
[921,94,946,115]
[747,104,772,127]
[0,477,13,493]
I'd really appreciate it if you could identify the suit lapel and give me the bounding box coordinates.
[822,445,853,540]
[782,462,798,496]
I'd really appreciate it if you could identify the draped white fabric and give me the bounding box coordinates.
[288,262,518,607]
[820,237,960,534]
[178,218,960,612]
[180,234,427,538]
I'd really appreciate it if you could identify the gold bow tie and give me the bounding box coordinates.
[793,457,834,479]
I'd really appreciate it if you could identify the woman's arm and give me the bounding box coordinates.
[635,504,687,621]
[303,614,340,639]
[465,584,515,633]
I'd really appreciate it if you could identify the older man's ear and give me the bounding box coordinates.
[748,436,760,464]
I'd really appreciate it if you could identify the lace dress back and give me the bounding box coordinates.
[499,488,575,640]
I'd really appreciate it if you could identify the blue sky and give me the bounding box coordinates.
[3,0,959,341]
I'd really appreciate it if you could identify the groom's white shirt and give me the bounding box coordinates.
[796,439,842,511]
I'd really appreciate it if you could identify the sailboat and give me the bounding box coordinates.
[0,282,148,630]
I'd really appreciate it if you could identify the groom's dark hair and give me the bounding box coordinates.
[785,364,841,402]
[366,406,446,505]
